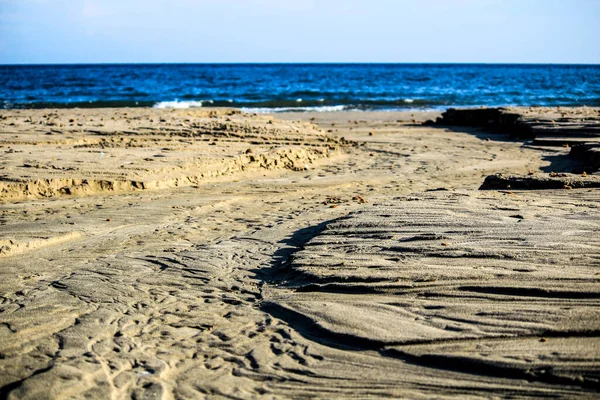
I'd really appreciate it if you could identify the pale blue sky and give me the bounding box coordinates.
[1,0,599,64]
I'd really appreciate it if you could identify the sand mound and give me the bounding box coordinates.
[265,189,600,393]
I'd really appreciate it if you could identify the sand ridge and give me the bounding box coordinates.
[0,108,346,201]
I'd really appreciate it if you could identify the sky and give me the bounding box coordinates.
[0,0,599,64]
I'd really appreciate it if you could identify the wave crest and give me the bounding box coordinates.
[153,100,206,109]
[241,105,348,113]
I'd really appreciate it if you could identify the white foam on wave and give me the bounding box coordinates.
[404,99,414,103]
[153,100,208,109]
[241,105,348,113]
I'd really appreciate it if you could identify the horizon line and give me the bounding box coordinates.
[2,61,600,67]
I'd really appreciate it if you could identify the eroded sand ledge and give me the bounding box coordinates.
[0,108,346,202]
[434,106,600,170]
[0,107,599,398]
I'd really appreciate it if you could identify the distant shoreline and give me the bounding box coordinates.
[1,104,599,113]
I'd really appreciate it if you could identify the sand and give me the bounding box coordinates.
[265,189,600,396]
[0,108,344,203]
[0,107,598,398]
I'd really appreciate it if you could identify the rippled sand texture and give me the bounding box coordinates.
[266,190,600,394]
[1,108,598,398]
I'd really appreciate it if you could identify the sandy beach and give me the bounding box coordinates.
[1,107,599,398]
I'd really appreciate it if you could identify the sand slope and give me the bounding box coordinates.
[266,190,600,395]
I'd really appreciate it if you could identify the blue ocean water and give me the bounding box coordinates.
[1,63,599,111]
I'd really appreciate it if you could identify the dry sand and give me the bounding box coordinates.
[0,108,598,398]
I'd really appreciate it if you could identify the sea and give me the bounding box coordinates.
[1,63,599,112]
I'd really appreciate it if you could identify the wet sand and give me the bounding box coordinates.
[0,108,598,398]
